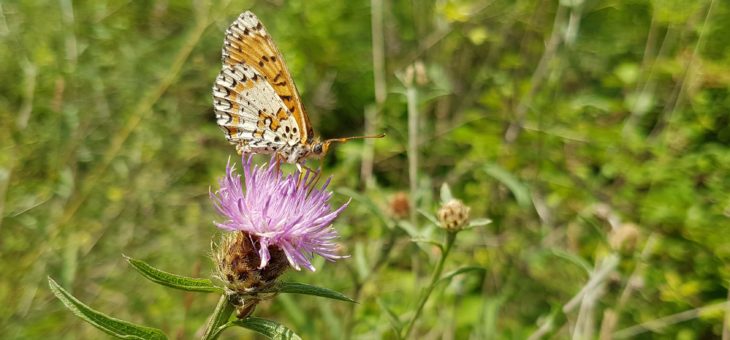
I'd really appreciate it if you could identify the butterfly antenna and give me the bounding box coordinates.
[324,133,386,146]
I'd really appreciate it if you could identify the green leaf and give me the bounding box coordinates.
[395,220,419,238]
[440,183,453,203]
[124,255,221,293]
[417,208,440,227]
[437,266,486,285]
[274,282,355,303]
[216,317,302,340]
[410,237,444,252]
[378,298,403,335]
[548,248,593,274]
[469,218,492,227]
[48,277,167,340]
[484,164,530,207]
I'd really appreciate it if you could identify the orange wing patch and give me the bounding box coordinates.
[221,11,314,144]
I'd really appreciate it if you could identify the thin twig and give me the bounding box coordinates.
[407,85,418,228]
[402,232,457,339]
[361,0,386,188]
[529,254,619,339]
[649,0,717,139]
[722,288,730,340]
[504,4,567,144]
[614,301,730,339]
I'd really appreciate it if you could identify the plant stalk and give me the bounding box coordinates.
[202,294,234,340]
[407,85,419,228]
[402,232,457,339]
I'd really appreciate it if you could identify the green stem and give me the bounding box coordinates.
[202,294,234,340]
[407,85,419,228]
[402,232,457,339]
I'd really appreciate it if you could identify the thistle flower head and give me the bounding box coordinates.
[210,155,349,272]
[437,199,471,232]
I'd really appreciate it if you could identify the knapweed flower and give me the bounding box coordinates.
[211,155,349,317]
[211,155,349,272]
[437,199,471,232]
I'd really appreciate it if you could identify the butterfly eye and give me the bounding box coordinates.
[313,144,323,154]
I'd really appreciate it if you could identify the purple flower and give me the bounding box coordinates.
[210,155,349,271]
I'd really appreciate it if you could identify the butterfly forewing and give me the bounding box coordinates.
[213,63,299,154]
[220,11,313,144]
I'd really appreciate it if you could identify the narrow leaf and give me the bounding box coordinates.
[125,255,221,293]
[395,220,419,238]
[417,208,440,227]
[274,282,355,303]
[378,298,403,334]
[548,248,593,274]
[48,277,167,340]
[484,164,530,207]
[217,317,302,340]
[469,218,493,227]
[410,238,444,252]
[440,183,453,203]
[437,266,486,285]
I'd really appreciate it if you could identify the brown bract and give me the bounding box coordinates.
[214,231,289,318]
[437,199,471,232]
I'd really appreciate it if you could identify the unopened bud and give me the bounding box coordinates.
[437,199,471,231]
[214,231,288,318]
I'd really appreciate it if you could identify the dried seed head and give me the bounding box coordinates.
[609,223,640,254]
[389,192,410,220]
[437,199,471,231]
[214,231,289,318]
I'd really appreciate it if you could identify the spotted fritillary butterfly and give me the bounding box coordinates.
[212,11,382,164]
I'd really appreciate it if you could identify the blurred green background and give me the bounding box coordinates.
[2,0,730,338]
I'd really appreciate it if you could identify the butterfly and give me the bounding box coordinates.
[212,11,383,164]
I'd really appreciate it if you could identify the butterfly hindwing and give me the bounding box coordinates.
[221,11,314,144]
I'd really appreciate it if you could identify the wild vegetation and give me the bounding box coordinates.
[2,0,730,338]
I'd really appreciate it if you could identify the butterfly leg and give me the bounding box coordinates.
[274,153,284,173]
[294,162,322,191]
[295,163,306,188]
[307,168,321,195]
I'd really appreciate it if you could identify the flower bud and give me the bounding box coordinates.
[389,192,410,220]
[214,231,289,318]
[437,199,471,231]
